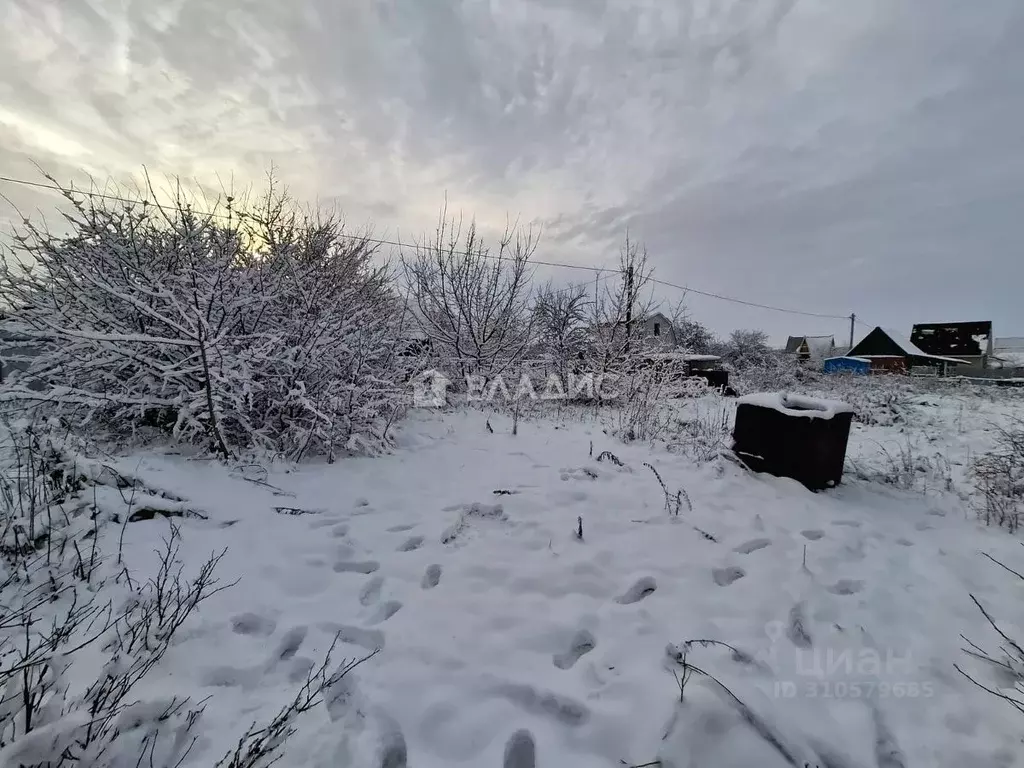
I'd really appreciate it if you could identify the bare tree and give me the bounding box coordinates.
[588,232,658,380]
[532,281,589,384]
[666,298,718,354]
[402,204,537,385]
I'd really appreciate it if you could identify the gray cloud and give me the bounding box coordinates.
[2,0,1022,341]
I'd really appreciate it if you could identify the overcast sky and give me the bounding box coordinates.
[2,0,1022,344]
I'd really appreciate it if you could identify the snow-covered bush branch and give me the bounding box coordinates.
[0,421,220,766]
[971,418,1024,532]
[955,547,1024,716]
[0,175,407,459]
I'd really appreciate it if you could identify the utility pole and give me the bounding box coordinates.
[849,313,856,351]
[624,263,635,354]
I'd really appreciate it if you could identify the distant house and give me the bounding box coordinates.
[993,337,1024,370]
[639,312,676,347]
[594,312,676,349]
[785,335,835,362]
[910,321,993,368]
[846,327,967,375]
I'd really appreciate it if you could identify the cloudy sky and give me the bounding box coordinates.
[2,0,1022,343]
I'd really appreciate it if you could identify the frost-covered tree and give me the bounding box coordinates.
[402,204,536,383]
[532,281,590,381]
[588,232,658,376]
[721,329,774,370]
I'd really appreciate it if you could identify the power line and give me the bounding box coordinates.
[650,276,848,320]
[0,172,853,321]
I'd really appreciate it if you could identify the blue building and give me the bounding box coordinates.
[823,356,871,375]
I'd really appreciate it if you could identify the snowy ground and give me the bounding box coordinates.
[89,386,1024,768]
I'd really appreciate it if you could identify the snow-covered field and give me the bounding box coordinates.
[4,381,1024,767]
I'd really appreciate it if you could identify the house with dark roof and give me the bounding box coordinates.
[846,327,967,375]
[910,321,993,368]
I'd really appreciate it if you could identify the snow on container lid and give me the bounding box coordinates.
[736,392,854,420]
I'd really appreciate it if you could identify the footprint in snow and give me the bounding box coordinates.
[787,602,813,648]
[712,566,746,587]
[333,560,381,574]
[801,529,825,540]
[319,622,386,651]
[832,520,862,528]
[378,718,409,768]
[273,626,308,663]
[200,664,256,688]
[367,600,403,625]
[733,538,771,554]
[421,564,442,589]
[331,523,350,538]
[230,612,277,637]
[325,671,360,723]
[615,576,657,604]
[553,630,597,670]
[388,524,416,533]
[359,575,385,606]
[309,517,345,530]
[826,579,864,596]
[493,682,590,726]
[896,538,914,547]
[397,535,424,552]
[503,730,537,768]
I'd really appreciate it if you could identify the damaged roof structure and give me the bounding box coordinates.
[910,321,993,368]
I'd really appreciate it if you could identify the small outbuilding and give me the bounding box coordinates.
[823,356,871,375]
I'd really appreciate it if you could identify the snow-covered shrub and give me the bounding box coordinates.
[971,419,1024,532]
[718,329,773,370]
[0,429,376,766]
[0,178,406,459]
[239,191,408,460]
[825,375,910,427]
[0,419,216,763]
[666,398,733,463]
[607,366,673,443]
[720,332,811,395]
[850,437,953,494]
